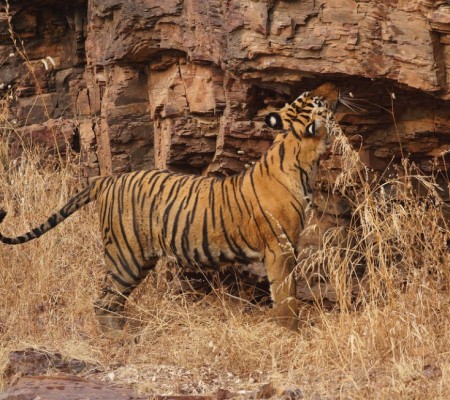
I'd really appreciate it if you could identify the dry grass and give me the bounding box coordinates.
[0,119,449,399]
[1,43,450,397]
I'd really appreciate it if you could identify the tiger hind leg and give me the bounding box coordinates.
[94,258,157,334]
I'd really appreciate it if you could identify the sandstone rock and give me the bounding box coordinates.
[10,119,77,157]
[4,0,449,176]
[80,0,450,176]
[0,376,147,400]
[0,372,299,400]
[3,349,91,386]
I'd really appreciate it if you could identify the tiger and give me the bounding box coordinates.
[0,82,341,333]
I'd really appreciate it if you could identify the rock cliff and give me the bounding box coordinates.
[1,0,449,294]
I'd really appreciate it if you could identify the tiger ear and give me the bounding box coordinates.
[265,112,283,130]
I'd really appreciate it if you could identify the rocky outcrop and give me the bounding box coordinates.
[2,0,449,176]
[0,376,148,400]
[0,0,449,297]
[81,0,450,176]
[0,375,301,400]
[1,350,299,400]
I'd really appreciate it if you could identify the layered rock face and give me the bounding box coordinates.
[1,0,449,290]
[3,0,449,175]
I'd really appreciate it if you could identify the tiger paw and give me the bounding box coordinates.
[272,297,300,332]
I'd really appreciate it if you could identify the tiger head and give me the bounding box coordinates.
[264,82,341,140]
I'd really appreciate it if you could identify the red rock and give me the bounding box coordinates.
[0,376,147,400]
[2,349,100,391]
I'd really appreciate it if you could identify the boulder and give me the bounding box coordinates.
[0,376,147,400]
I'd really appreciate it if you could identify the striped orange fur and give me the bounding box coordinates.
[0,83,341,332]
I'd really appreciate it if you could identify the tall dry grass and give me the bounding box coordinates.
[1,41,450,396]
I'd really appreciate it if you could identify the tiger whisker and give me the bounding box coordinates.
[341,96,371,105]
[339,98,365,114]
[351,98,393,114]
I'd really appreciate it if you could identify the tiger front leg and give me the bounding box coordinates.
[264,248,299,332]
